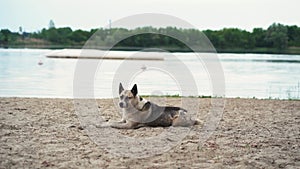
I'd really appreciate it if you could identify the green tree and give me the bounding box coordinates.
[287,25,300,46]
[0,31,4,45]
[265,23,288,49]
[56,27,72,44]
[0,29,12,47]
[252,28,266,47]
[69,29,90,43]
[46,28,59,43]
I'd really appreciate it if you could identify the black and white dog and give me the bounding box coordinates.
[101,83,199,129]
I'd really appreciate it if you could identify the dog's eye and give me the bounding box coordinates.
[128,97,133,99]
[120,95,124,99]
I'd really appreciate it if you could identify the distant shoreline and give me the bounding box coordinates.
[0,96,298,101]
[1,46,300,55]
[2,23,300,56]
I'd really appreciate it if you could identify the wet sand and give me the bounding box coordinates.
[0,97,299,168]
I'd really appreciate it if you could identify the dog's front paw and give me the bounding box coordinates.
[95,122,111,128]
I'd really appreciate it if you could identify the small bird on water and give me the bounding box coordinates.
[141,64,147,71]
[38,60,43,65]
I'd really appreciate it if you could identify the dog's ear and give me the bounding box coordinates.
[131,84,138,97]
[119,83,124,94]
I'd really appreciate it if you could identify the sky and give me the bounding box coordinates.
[0,0,299,32]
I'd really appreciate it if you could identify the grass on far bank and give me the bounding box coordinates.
[140,94,300,101]
[216,46,300,55]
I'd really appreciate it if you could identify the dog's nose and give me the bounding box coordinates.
[119,102,124,108]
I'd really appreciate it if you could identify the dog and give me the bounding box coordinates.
[100,83,199,129]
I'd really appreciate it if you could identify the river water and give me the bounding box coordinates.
[0,48,299,99]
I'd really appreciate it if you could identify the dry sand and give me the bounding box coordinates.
[0,97,299,168]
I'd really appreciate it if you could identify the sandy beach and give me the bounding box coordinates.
[0,97,299,168]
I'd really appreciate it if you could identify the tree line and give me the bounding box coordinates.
[1,23,300,53]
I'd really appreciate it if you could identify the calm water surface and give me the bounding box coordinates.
[0,49,299,99]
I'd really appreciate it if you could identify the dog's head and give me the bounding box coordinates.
[118,83,139,109]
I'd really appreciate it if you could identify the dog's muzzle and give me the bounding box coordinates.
[119,102,127,108]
